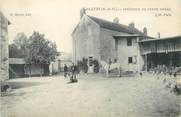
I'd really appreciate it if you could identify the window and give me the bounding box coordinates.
[127,38,132,46]
[128,57,133,64]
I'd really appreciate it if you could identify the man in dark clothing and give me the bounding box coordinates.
[70,63,77,82]
[64,64,68,78]
[108,58,112,65]
[108,59,112,73]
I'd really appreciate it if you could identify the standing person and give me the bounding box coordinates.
[64,64,68,78]
[108,58,112,65]
[70,63,77,82]
[108,59,112,73]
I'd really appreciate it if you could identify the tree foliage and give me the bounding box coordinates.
[9,31,59,64]
[9,33,28,58]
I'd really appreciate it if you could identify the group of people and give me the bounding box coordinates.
[64,63,78,82]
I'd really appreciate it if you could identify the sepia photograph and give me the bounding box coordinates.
[0,0,181,117]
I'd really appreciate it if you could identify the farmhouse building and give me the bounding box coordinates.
[139,36,181,71]
[9,58,61,78]
[72,9,181,73]
[72,9,152,72]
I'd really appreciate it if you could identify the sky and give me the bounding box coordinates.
[0,0,181,53]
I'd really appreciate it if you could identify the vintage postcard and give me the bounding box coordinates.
[0,0,181,117]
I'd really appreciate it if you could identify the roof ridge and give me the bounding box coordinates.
[87,15,144,35]
[87,15,128,28]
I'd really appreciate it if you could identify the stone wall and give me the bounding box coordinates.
[72,15,144,72]
[99,28,128,62]
[0,12,9,81]
[72,15,100,62]
[117,37,144,71]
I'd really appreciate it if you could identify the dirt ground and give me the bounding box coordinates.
[1,73,181,117]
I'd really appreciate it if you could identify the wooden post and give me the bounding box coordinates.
[170,53,173,67]
[145,54,148,71]
[180,52,181,67]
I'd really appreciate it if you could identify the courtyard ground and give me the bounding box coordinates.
[0,73,181,117]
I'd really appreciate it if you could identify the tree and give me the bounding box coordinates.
[9,44,19,58]
[26,31,59,76]
[9,31,59,77]
[26,32,59,63]
[9,32,28,58]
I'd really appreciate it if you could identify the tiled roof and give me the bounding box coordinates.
[88,15,144,35]
[139,35,181,43]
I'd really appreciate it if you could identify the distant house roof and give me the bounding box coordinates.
[59,52,72,61]
[88,15,144,35]
[139,35,181,43]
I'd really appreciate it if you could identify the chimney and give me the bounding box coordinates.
[113,17,119,24]
[129,22,135,28]
[80,8,86,19]
[143,27,147,36]
[157,32,160,38]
